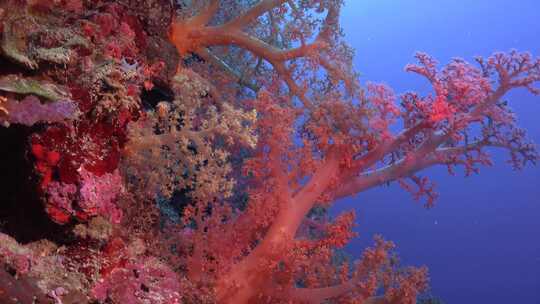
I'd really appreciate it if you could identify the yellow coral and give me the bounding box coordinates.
[122,68,257,201]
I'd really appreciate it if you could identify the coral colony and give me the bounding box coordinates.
[0,1,538,303]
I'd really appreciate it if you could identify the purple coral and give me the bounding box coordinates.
[45,181,78,224]
[1,95,78,127]
[44,168,124,224]
[79,168,124,224]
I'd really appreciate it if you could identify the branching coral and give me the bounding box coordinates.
[170,0,358,105]
[164,3,539,302]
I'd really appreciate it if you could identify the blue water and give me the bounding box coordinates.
[334,1,540,303]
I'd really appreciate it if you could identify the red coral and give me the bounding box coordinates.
[31,144,61,188]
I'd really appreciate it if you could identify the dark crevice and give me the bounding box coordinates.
[0,124,72,244]
[140,84,174,110]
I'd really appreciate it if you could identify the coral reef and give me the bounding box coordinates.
[0,1,538,303]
